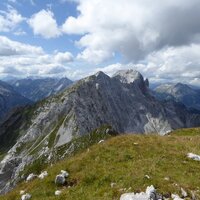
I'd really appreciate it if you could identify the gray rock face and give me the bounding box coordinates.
[10,77,73,102]
[55,175,66,185]
[154,83,200,111]
[0,70,200,193]
[0,80,31,124]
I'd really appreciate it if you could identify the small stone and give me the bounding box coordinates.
[55,174,66,185]
[181,187,187,198]
[120,185,160,200]
[20,190,25,195]
[146,185,155,196]
[105,128,110,134]
[26,173,37,182]
[144,175,150,179]
[21,193,31,200]
[38,171,48,179]
[110,182,116,188]
[171,194,184,200]
[55,190,62,196]
[98,140,104,144]
[187,153,200,161]
[191,191,196,200]
[120,192,149,200]
[164,177,170,181]
[60,170,69,178]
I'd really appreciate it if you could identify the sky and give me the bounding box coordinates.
[0,0,200,86]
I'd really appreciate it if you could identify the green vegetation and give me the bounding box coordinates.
[171,127,200,136]
[1,128,200,200]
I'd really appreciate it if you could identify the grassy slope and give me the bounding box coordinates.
[1,128,200,200]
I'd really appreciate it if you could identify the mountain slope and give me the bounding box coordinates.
[10,77,73,102]
[0,70,200,194]
[1,128,200,200]
[0,80,31,124]
[154,83,200,111]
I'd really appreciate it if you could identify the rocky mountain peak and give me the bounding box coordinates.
[94,71,110,81]
[112,69,144,84]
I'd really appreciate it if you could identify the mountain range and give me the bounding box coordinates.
[9,77,73,102]
[0,80,31,124]
[0,69,199,194]
[154,83,200,111]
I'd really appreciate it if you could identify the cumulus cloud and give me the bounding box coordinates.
[0,6,24,32]
[28,9,61,39]
[62,0,200,64]
[0,36,43,56]
[54,52,73,63]
[0,36,74,78]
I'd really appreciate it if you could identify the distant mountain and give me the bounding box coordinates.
[9,77,73,102]
[0,70,200,194]
[0,80,31,124]
[154,83,200,111]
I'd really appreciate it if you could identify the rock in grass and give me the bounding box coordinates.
[26,173,37,182]
[98,140,104,144]
[55,170,69,185]
[55,190,62,196]
[60,170,69,178]
[120,185,162,200]
[110,182,116,188]
[187,153,200,161]
[144,174,150,179]
[55,174,66,185]
[120,192,149,200]
[181,187,187,198]
[20,190,25,195]
[171,194,184,200]
[38,171,48,179]
[21,193,31,200]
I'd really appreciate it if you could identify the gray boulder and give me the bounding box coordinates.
[21,193,31,200]
[55,174,66,185]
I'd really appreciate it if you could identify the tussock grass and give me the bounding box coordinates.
[1,128,200,200]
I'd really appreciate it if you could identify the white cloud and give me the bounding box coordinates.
[62,0,200,64]
[0,35,43,56]
[0,36,75,78]
[54,52,73,63]
[0,6,24,32]
[28,9,61,39]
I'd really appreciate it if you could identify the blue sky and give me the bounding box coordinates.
[0,0,200,86]
[0,0,80,54]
